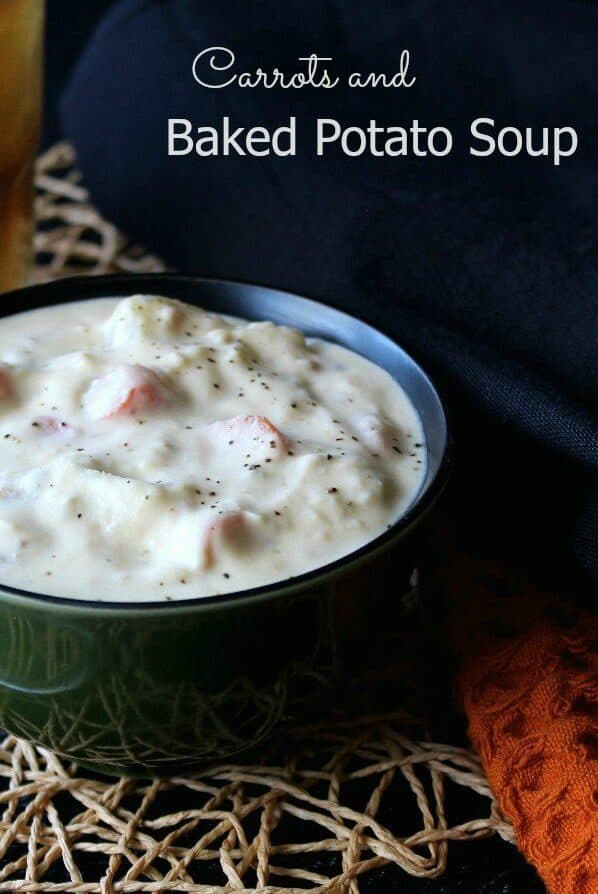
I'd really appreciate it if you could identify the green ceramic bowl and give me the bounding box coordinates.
[0,275,450,776]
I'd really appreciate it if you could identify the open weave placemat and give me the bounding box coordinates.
[0,718,513,894]
[0,143,514,893]
[33,143,166,281]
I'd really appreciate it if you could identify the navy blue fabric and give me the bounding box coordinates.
[61,0,598,590]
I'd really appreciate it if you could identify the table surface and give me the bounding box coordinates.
[31,3,548,891]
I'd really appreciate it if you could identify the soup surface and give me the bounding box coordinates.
[0,296,425,601]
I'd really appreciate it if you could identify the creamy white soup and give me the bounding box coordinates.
[0,296,425,601]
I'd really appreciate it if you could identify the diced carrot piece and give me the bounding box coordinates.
[224,415,288,450]
[114,382,161,416]
[0,367,13,400]
[202,511,247,569]
[84,365,166,419]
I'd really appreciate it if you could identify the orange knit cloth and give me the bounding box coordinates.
[452,560,598,894]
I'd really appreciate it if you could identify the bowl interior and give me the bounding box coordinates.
[4,274,448,510]
[183,279,447,503]
[0,274,449,609]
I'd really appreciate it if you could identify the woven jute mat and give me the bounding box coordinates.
[0,144,513,893]
[33,143,166,282]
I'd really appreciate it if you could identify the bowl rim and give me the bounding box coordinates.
[0,273,451,613]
